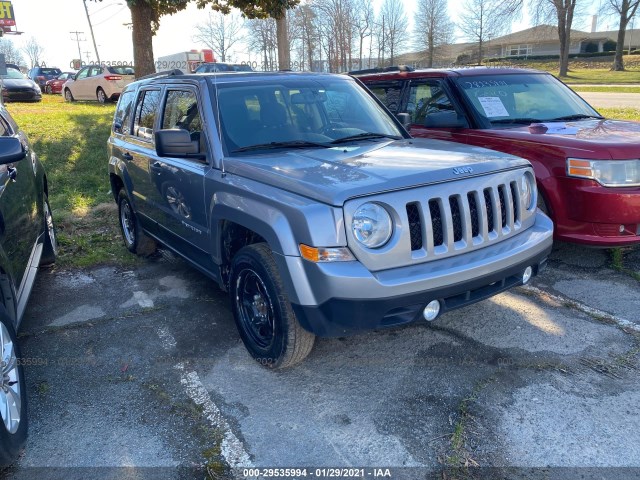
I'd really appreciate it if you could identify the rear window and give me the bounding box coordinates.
[108,66,135,76]
[41,68,61,75]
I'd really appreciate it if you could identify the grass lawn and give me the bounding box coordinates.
[6,95,140,268]
[556,69,640,84]
[571,86,640,93]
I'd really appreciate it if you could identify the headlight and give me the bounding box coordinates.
[567,158,640,187]
[520,172,536,211]
[352,202,392,248]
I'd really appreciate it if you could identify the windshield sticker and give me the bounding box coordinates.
[478,97,509,117]
[538,122,579,135]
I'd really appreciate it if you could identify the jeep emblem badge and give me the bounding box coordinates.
[453,166,473,175]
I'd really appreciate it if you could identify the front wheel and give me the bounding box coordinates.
[64,89,74,102]
[0,306,27,467]
[230,243,315,369]
[39,195,57,266]
[45,85,52,94]
[117,190,156,256]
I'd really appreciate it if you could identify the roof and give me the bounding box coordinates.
[486,24,591,45]
[352,66,550,81]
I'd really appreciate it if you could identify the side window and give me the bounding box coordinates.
[366,81,404,113]
[133,89,161,141]
[113,90,135,134]
[407,81,456,125]
[162,90,202,134]
[0,116,10,137]
[76,68,89,80]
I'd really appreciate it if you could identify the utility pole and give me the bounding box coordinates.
[83,0,101,65]
[84,50,92,63]
[70,30,85,63]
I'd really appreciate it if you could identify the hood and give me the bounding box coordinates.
[494,119,640,159]
[224,138,530,206]
[3,78,38,89]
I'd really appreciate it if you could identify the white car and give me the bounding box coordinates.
[62,65,135,103]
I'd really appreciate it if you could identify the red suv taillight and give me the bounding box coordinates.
[36,76,45,81]
[104,75,122,81]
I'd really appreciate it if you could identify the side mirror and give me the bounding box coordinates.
[396,112,411,129]
[155,129,204,159]
[0,137,26,165]
[424,111,469,129]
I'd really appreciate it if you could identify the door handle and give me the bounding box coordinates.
[7,167,17,182]
[122,152,133,161]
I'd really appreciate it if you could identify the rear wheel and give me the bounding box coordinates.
[230,243,315,369]
[39,195,57,266]
[64,89,74,102]
[0,305,27,467]
[96,88,107,104]
[117,190,156,256]
[45,85,52,94]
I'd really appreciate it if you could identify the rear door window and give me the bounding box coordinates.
[113,90,136,134]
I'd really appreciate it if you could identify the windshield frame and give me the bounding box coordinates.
[452,72,601,128]
[210,75,409,157]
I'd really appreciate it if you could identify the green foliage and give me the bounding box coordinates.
[196,0,299,19]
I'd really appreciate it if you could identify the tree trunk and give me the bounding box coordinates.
[276,15,290,70]
[130,2,156,78]
[613,15,628,71]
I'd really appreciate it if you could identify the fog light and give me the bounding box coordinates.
[423,300,441,321]
[619,225,625,233]
[522,266,533,284]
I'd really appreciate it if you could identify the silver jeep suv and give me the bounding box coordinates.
[108,71,553,368]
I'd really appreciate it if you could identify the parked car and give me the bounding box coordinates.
[27,67,62,90]
[62,65,135,103]
[354,66,640,247]
[108,71,552,368]
[1,68,42,103]
[194,62,253,73]
[44,71,75,94]
[0,103,57,464]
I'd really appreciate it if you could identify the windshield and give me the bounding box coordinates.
[454,73,601,126]
[1,68,26,80]
[214,76,404,155]
[40,68,61,75]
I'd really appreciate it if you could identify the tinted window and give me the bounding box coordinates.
[366,81,404,113]
[162,90,202,133]
[407,81,455,124]
[113,90,135,134]
[41,68,61,75]
[133,90,161,141]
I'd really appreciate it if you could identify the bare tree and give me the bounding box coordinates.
[0,38,26,67]
[290,4,318,70]
[22,36,45,68]
[531,0,578,76]
[604,0,640,70]
[459,0,513,63]
[193,10,244,62]
[380,0,408,65]
[314,0,357,72]
[353,0,374,69]
[414,0,455,67]
[246,17,278,70]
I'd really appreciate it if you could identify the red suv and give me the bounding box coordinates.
[354,66,640,246]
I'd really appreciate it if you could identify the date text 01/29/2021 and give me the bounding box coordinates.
[240,468,392,478]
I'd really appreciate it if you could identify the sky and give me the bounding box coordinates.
[6,0,605,71]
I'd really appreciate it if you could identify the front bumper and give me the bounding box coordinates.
[289,211,553,337]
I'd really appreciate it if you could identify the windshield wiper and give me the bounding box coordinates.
[233,140,330,153]
[490,118,541,125]
[330,132,402,144]
[546,114,604,121]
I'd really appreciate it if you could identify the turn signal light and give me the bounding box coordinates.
[299,244,354,263]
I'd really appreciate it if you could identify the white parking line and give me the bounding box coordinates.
[522,285,640,333]
[156,327,253,469]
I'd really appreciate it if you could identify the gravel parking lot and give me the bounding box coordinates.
[3,243,640,480]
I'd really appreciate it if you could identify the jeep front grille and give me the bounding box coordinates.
[406,182,520,253]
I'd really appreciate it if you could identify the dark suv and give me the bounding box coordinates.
[27,67,62,89]
[0,104,57,465]
[354,66,640,247]
[108,71,552,368]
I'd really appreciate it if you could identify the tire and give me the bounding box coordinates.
[0,305,27,467]
[537,191,551,217]
[39,195,57,266]
[45,85,52,94]
[117,190,156,256]
[64,89,74,102]
[230,243,315,369]
[97,88,107,104]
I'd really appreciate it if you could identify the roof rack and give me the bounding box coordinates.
[137,69,184,81]
[348,65,414,75]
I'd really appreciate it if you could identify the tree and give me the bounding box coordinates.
[289,3,318,70]
[459,0,511,64]
[380,0,408,65]
[193,10,244,62]
[0,38,26,67]
[22,36,45,68]
[605,0,640,70]
[246,17,278,69]
[353,0,374,69]
[414,0,455,67]
[531,0,578,76]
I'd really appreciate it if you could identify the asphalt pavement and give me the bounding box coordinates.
[2,242,639,480]
[578,91,640,109]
